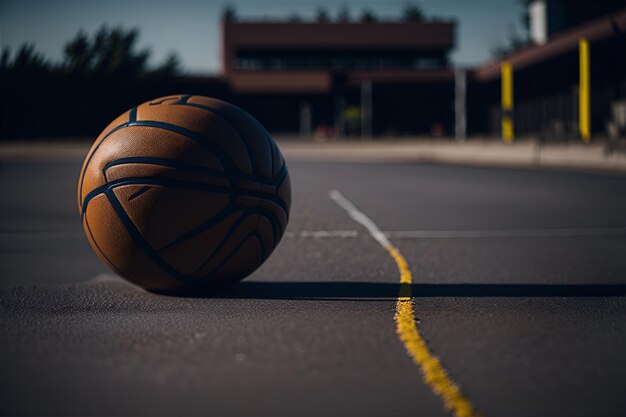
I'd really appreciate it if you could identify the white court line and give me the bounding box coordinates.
[283,230,359,238]
[384,227,626,239]
[84,273,126,284]
[329,190,392,246]
[4,226,626,242]
[328,189,480,416]
[0,230,84,240]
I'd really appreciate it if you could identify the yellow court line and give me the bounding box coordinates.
[388,244,481,417]
[329,190,481,417]
[501,62,514,143]
[579,38,591,142]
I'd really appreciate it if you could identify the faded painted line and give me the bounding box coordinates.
[5,225,623,243]
[329,189,481,417]
[84,273,129,284]
[283,230,359,238]
[385,227,626,239]
[0,230,85,241]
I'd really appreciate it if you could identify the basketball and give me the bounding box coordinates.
[77,95,291,292]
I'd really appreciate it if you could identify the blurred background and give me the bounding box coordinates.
[1,0,626,142]
[2,4,626,416]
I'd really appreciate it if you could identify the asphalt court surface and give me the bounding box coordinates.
[1,157,625,416]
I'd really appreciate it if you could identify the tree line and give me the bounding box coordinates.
[1,25,180,80]
[0,26,188,139]
[221,3,426,23]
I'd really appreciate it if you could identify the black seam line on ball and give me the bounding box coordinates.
[255,193,290,221]
[157,205,243,252]
[268,134,275,173]
[256,211,277,250]
[190,208,253,277]
[252,231,266,261]
[216,98,279,178]
[203,232,263,280]
[81,177,233,216]
[274,167,288,190]
[124,120,238,176]
[175,96,261,176]
[124,119,287,190]
[159,204,282,257]
[81,176,288,217]
[248,206,282,249]
[105,189,196,285]
[129,106,137,122]
[102,156,288,187]
[84,214,126,278]
[127,186,152,201]
[80,117,289,216]
[103,157,228,180]
[80,115,287,208]
[175,96,259,175]
[82,119,238,190]
[175,96,277,179]
[78,115,136,209]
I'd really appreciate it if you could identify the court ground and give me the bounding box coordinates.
[1,146,625,416]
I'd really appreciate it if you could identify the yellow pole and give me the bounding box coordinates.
[501,62,514,143]
[579,38,591,142]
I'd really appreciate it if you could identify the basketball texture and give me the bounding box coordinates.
[78,95,291,291]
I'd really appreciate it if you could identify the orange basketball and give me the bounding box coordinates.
[78,95,291,292]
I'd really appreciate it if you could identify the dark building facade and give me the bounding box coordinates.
[475,6,626,140]
[529,0,626,43]
[220,21,457,136]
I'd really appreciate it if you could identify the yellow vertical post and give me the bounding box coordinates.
[501,62,514,143]
[579,38,591,142]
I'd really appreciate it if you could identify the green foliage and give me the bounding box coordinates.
[63,30,91,76]
[221,4,237,22]
[288,13,302,23]
[2,44,50,75]
[148,53,181,80]
[337,5,350,22]
[315,8,330,22]
[491,0,532,58]
[90,26,149,78]
[491,30,529,59]
[2,26,180,80]
[360,9,378,23]
[403,3,425,22]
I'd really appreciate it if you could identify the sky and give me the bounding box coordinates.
[1,0,526,74]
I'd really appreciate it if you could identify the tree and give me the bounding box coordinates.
[63,30,92,76]
[59,26,179,79]
[491,30,528,59]
[337,5,350,22]
[0,48,12,72]
[149,53,181,79]
[221,4,237,22]
[519,0,532,42]
[8,44,50,74]
[360,9,378,23]
[89,26,150,78]
[403,4,424,22]
[288,13,302,22]
[490,1,532,58]
[3,26,179,79]
[315,8,330,22]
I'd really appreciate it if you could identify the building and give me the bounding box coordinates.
[474,5,626,140]
[221,21,457,136]
[529,0,626,45]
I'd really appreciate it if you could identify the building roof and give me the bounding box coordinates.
[475,7,626,81]
[225,68,455,93]
[222,21,455,51]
